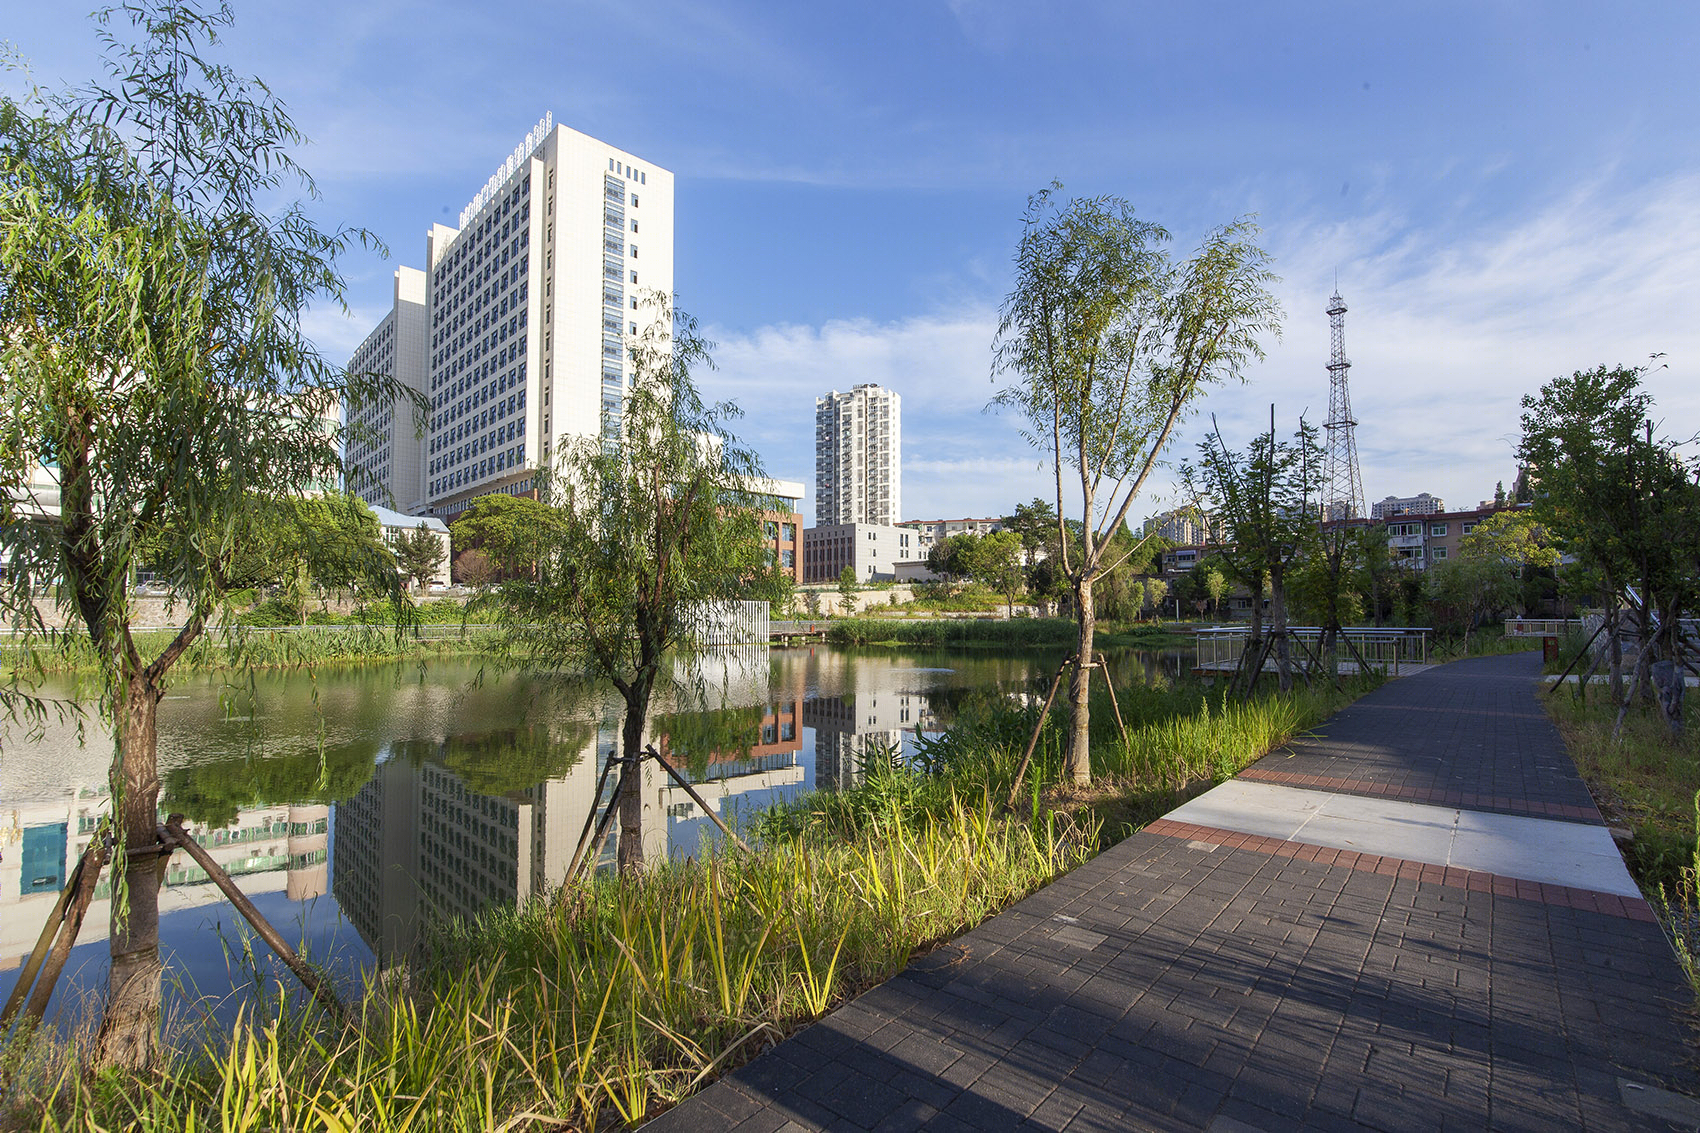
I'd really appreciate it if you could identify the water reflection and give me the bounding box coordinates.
[2,644,1185,1017]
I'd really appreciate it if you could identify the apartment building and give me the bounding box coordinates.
[815,384,901,527]
[340,117,673,524]
[1385,505,1506,568]
[1370,492,1445,520]
[423,118,674,522]
[896,516,1003,556]
[1142,507,1216,546]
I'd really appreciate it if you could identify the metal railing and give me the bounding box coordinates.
[1503,618,1583,638]
[1195,625,1430,675]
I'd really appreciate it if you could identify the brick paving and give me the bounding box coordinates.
[642,653,1700,1132]
[1236,766,1602,823]
[1246,653,1599,818]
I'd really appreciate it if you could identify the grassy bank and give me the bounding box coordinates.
[1430,625,1541,662]
[824,615,1075,648]
[5,669,1378,1130]
[1544,689,1700,994]
[1546,693,1700,897]
[5,794,1094,1131]
[822,616,1186,651]
[4,621,495,677]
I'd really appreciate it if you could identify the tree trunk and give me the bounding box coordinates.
[1608,601,1624,705]
[1063,579,1095,785]
[1271,567,1292,693]
[1244,573,1267,695]
[1651,660,1685,739]
[94,676,168,1070]
[1614,630,1655,743]
[616,675,655,874]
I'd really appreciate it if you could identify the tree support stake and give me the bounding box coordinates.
[161,817,353,1029]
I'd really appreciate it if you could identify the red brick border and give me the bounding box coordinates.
[1238,765,1601,822]
[1146,817,1657,923]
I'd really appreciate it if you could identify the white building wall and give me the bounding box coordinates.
[801,522,921,583]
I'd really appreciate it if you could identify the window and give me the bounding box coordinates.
[630,271,638,283]
[1433,547,1448,560]
[1461,522,1477,535]
[1430,523,1448,537]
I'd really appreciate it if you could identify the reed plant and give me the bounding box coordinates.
[6,791,1093,1131]
[5,624,495,677]
[825,616,1076,649]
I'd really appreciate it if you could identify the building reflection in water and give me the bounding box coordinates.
[805,657,940,791]
[331,647,813,964]
[4,646,1107,985]
[3,784,331,977]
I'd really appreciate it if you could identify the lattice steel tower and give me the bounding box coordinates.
[1322,290,1365,521]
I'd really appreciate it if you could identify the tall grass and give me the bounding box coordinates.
[5,792,1093,1131]
[1430,625,1540,662]
[1548,694,1700,895]
[5,624,494,677]
[1546,693,1700,998]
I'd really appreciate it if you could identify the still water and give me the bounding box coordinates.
[1,644,1185,1025]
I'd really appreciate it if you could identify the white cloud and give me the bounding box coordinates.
[704,308,1052,519]
[303,303,389,361]
[1198,172,1700,512]
[705,172,1700,526]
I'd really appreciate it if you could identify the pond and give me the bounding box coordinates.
[0,643,1188,1027]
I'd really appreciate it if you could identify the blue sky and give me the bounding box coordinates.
[10,1,1698,525]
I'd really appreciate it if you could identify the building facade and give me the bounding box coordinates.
[1370,493,1445,520]
[346,267,428,511]
[802,522,921,584]
[370,505,453,589]
[341,118,674,524]
[750,477,805,583]
[1385,505,1506,568]
[896,516,1003,556]
[814,384,901,527]
[1142,507,1215,547]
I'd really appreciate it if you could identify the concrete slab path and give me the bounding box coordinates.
[643,653,1700,1132]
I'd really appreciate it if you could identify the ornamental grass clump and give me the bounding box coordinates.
[8,791,1092,1131]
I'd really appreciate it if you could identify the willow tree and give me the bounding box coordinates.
[991,186,1280,784]
[483,296,769,871]
[0,3,410,1067]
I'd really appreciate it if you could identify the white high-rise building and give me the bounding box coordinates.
[814,384,900,527]
[415,117,674,521]
[346,266,427,510]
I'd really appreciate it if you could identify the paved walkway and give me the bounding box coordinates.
[644,654,1700,1132]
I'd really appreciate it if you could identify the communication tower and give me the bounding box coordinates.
[1322,290,1365,521]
